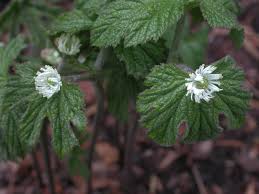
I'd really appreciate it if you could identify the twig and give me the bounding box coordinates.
[167,16,185,64]
[87,81,105,194]
[86,48,108,194]
[122,100,139,191]
[31,150,44,190]
[191,164,208,194]
[41,120,56,194]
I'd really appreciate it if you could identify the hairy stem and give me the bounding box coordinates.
[167,16,185,64]
[87,81,105,194]
[41,120,56,194]
[31,150,44,190]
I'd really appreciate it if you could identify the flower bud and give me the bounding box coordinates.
[56,34,81,56]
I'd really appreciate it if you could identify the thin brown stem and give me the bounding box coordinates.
[122,100,139,192]
[41,120,56,194]
[31,150,44,190]
[87,81,105,194]
[86,48,110,194]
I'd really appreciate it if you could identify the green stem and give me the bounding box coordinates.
[167,16,185,64]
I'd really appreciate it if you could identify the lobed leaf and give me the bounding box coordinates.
[137,56,250,145]
[0,36,25,78]
[75,0,109,18]
[49,10,93,35]
[47,83,85,157]
[2,62,86,157]
[200,0,238,28]
[91,0,184,47]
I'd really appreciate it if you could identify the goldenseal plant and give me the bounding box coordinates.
[34,65,62,99]
[0,0,251,164]
[185,64,223,103]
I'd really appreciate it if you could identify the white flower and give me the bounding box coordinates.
[185,64,223,103]
[56,34,81,56]
[35,65,62,99]
[40,48,63,65]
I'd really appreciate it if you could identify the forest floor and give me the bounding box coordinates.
[0,0,259,194]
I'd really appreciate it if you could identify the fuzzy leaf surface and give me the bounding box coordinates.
[49,10,93,35]
[2,63,86,157]
[48,83,85,157]
[91,0,184,47]
[200,0,238,28]
[0,36,25,78]
[137,56,250,145]
[115,42,166,78]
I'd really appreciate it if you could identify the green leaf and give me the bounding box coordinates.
[229,27,244,49]
[0,110,25,160]
[0,63,37,161]
[2,63,86,157]
[0,62,39,160]
[75,0,108,18]
[21,6,49,47]
[19,96,48,147]
[48,83,85,157]
[106,63,140,121]
[49,10,93,35]
[179,25,209,69]
[137,56,250,145]
[1,74,36,113]
[68,147,89,178]
[71,110,87,132]
[200,0,238,28]
[115,42,166,78]
[0,36,25,78]
[0,1,19,31]
[223,0,240,15]
[91,0,184,47]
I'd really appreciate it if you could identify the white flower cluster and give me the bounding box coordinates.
[35,65,62,99]
[185,64,223,103]
[56,34,81,56]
